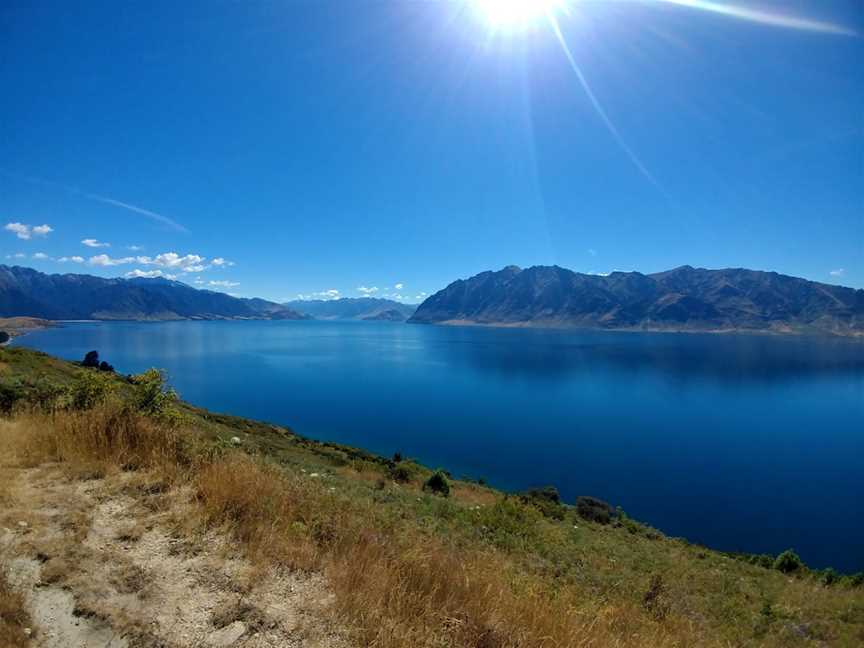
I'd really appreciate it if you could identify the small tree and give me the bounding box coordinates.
[98,360,115,372]
[423,470,450,497]
[130,368,180,422]
[773,549,805,574]
[82,350,100,368]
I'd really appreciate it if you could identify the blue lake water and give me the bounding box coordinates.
[13,320,864,572]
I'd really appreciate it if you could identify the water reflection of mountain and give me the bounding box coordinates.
[423,328,864,385]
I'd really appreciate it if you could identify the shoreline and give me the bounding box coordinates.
[0,317,54,345]
[408,318,864,339]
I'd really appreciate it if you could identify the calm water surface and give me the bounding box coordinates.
[14,321,864,572]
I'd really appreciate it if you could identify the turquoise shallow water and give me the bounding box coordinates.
[14,320,864,572]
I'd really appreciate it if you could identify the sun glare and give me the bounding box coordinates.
[472,0,568,31]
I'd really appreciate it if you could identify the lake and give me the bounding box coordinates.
[13,320,864,572]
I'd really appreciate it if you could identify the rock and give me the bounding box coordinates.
[230,437,241,445]
[17,521,28,528]
[207,621,247,646]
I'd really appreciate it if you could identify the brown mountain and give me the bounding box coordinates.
[409,265,864,336]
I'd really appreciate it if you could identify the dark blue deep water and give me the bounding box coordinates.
[13,321,864,572]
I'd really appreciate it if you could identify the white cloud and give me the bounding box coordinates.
[357,285,378,295]
[193,277,205,285]
[296,289,340,301]
[125,269,175,279]
[414,292,428,300]
[58,256,85,263]
[208,280,240,288]
[83,250,230,274]
[89,254,136,266]
[127,245,143,251]
[587,248,597,256]
[5,222,52,240]
[830,269,845,277]
[136,252,206,272]
[32,252,50,260]
[211,257,235,267]
[5,253,27,260]
[394,283,404,290]
[81,238,110,248]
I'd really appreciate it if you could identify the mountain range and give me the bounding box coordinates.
[409,265,864,336]
[285,297,416,321]
[0,265,306,321]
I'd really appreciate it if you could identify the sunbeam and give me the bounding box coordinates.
[546,12,663,190]
[652,0,856,36]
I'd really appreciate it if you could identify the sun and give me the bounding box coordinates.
[472,0,569,31]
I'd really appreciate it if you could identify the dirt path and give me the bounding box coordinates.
[0,462,351,647]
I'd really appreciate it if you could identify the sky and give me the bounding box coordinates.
[1,0,862,302]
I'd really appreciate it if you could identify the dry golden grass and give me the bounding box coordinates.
[0,564,31,648]
[3,401,863,647]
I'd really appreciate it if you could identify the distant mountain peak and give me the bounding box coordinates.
[285,296,417,321]
[0,264,307,321]
[410,264,863,337]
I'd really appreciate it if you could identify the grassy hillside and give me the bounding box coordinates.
[1,345,862,647]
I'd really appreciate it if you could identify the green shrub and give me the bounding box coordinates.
[390,463,414,483]
[68,370,117,410]
[821,568,838,586]
[423,470,450,497]
[520,486,565,520]
[773,549,805,574]
[576,496,616,524]
[82,350,100,368]
[130,368,180,422]
[748,554,775,569]
[25,377,67,412]
[0,380,23,415]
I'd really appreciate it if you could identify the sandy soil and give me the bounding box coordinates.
[0,459,351,647]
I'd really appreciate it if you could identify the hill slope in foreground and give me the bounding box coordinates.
[1,347,862,647]
[410,265,864,336]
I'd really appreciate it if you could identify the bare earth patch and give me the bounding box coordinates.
[0,461,351,647]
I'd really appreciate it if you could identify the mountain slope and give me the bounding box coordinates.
[0,265,306,321]
[409,265,864,336]
[286,297,416,321]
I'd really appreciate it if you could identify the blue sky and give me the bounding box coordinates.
[1,0,861,301]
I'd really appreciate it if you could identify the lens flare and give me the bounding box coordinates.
[472,0,568,31]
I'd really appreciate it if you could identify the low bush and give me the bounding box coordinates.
[68,370,116,410]
[520,486,565,520]
[82,350,100,368]
[773,549,805,574]
[576,495,616,524]
[423,470,450,497]
[130,368,182,424]
[821,568,838,586]
[0,381,23,415]
[389,463,414,483]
